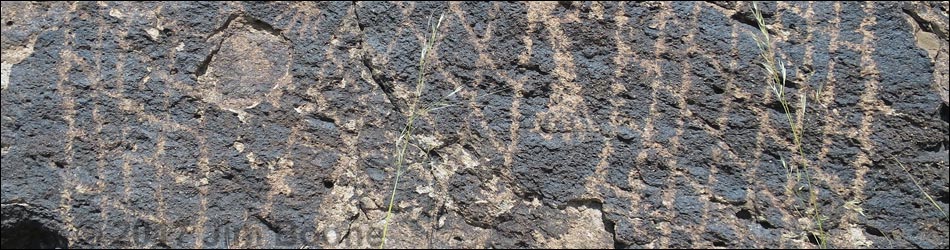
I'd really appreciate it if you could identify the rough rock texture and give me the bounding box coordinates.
[2,1,948,249]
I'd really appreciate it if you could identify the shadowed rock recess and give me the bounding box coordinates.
[2,1,948,249]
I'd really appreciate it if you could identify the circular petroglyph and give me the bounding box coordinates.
[197,16,292,117]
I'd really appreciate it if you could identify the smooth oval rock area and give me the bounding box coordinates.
[197,16,292,116]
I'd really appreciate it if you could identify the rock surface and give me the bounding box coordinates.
[2,1,948,249]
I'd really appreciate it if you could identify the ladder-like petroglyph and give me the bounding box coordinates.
[1,1,947,249]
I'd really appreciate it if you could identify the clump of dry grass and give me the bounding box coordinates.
[379,13,444,249]
[750,2,828,248]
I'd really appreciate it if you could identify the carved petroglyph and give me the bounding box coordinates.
[196,16,293,121]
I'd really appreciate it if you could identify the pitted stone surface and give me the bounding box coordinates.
[1,1,947,249]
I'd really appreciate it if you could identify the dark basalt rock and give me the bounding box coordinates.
[1,1,947,249]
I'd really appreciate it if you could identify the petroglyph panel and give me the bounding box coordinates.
[1,1,947,249]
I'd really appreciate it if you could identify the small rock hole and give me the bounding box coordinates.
[736,209,752,220]
[865,226,885,237]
